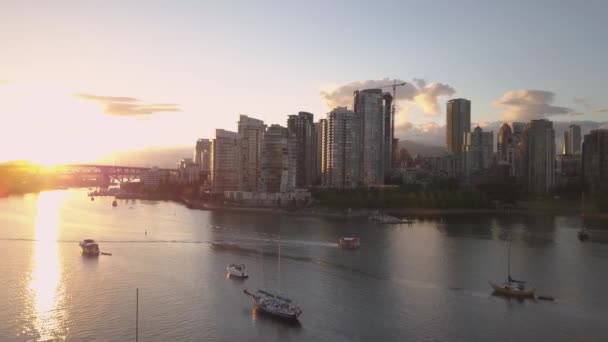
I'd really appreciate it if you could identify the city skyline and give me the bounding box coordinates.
[1,1,608,165]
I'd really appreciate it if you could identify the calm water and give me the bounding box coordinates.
[0,189,607,341]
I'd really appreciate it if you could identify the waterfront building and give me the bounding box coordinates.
[446,98,471,155]
[211,129,239,193]
[522,119,556,195]
[582,129,608,197]
[259,125,296,193]
[569,124,582,155]
[313,121,324,185]
[563,130,571,155]
[497,123,518,176]
[463,126,494,176]
[321,107,360,188]
[355,89,385,185]
[237,115,266,191]
[195,139,211,172]
[142,167,169,188]
[287,112,315,187]
[177,158,199,184]
[383,93,394,178]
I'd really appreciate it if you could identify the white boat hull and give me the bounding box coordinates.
[227,265,248,278]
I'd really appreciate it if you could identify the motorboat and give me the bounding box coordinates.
[339,237,360,249]
[79,239,100,256]
[112,200,118,207]
[244,289,302,320]
[368,211,401,223]
[227,264,249,278]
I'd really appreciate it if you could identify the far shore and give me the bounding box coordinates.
[169,197,608,220]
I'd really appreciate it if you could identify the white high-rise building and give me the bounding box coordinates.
[523,119,555,195]
[321,107,360,188]
[237,115,266,191]
[259,125,296,193]
[463,126,494,176]
[211,129,239,193]
[354,89,385,186]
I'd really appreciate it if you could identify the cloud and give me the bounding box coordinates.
[573,97,593,109]
[320,77,455,116]
[569,112,584,116]
[74,93,180,116]
[495,90,572,121]
[594,108,608,113]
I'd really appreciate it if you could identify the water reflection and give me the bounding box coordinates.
[27,191,67,341]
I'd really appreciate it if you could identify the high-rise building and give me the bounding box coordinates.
[582,129,608,197]
[463,126,494,176]
[563,131,572,155]
[382,93,394,178]
[287,111,315,188]
[446,98,471,155]
[259,125,296,193]
[313,121,324,185]
[211,129,239,193]
[237,115,265,191]
[569,124,582,155]
[497,123,517,176]
[195,139,211,173]
[522,119,555,195]
[321,107,360,188]
[355,89,385,185]
[177,158,199,184]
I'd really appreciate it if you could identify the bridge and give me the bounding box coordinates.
[0,163,177,184]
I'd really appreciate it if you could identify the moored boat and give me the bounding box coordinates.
[339,237,360,249]
[112,200,118,207]
[79,239,100,256]
[227,264,249,278]
[489,232,535,298]
[489,279,535,298]
[244,289,302,320]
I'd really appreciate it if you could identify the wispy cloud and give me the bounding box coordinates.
[594,108,608,113]
[495,90,572,121]
[320,77,455,116]
[74,93,180,116]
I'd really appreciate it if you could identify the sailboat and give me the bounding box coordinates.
[244,235,302,320]
[578,192,590,241]
[489,232,535,298]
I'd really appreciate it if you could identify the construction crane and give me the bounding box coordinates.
[377,80,407,101]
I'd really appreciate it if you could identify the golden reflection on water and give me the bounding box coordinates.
[27,191,67,341]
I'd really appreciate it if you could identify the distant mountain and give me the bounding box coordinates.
[398,140,447,157]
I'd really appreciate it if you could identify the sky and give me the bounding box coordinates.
[1,0,607,165]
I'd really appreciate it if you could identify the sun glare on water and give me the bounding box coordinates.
[25,191,68,340]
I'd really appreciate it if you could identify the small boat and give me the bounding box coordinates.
[368,211,401,224]
[91,197,95,201]
[244,289,302,320]
[489,278,535,298]
[79,239,100,256]
[112,200,118,207]
[339,237,360,249]
[490,233,535,298]
[226,263,249,278]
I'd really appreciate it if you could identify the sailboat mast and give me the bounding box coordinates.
[507,233,512,280]
[278,235,281,291]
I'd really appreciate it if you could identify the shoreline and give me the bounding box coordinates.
[173,198,608,220]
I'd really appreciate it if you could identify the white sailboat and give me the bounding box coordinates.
[244,234,302,320]
[489,232,535,298]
